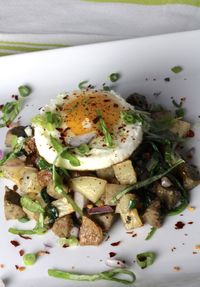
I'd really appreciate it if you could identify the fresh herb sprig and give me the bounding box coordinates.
[48,268,136,285]
[0,137,25,166]
[145,227,157,240]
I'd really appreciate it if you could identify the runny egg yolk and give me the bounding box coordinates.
[61,91,122,136]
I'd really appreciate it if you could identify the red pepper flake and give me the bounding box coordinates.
[14,95,19,101]
[132,233,137,238]
[173,266,181,272]
[0,264,4,269]
[175,221,185,230]
[19,235,32,240]
[111,241,121,246]
[193,252,197,254]
[186,130,195,138]
[109,252,116,258]
[19,249,25,256]
[10,240,20,247]
[188,221,193,225]
[63,244,69,248]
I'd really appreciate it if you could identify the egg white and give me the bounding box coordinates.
[33,90,143,170]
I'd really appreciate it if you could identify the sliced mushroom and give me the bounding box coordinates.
[4,186,26,220]
[154,182,181,210]
[178,163,200,190]
[52,215,72,238]
[143,199,162,228]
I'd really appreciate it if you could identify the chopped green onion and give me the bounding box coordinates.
[0,138,25,166]
[45,111,61,128]
[37,157,52,171]
[78,81,88,90]
[136,252,156,269]
[0,98,23,128]
[97,110,114,148]
[8,227,46,235]
[48,268,136,284]
[102,85,111,91]
[109,73,120,82]
[128,199,136,209]
[121,110,144,125]
[75,144,90,155]
[20,196,44,213]
[23,253,37,266]
[18,217,30,223]
[111,159,184,203]
[52,151,83,217]
[18,85,31,97]
[61,150,80,167]
[175,108,185,118]
[171,66,183,74]
[145,227,157,240]
[172,99,182,108]
[58,236,79,247]
[50,135,64,153]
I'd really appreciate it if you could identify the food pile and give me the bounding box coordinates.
[1,88,200,246]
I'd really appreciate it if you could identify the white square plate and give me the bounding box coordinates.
[0,30,200,287]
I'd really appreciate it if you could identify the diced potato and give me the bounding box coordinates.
[47,180,65,200]
[79,216,104,246]
[92,213,115,231]
[170,120,191,137]
[113,160,137,185]
[20,169,42,194]
[104,183,128,206]
[1,159,26,186]
[22,207,39,221]
[96,166,115,180]
[70,176,107,203]
[52,215,72,238]
[116,193,142,230]
[52,197,74,217]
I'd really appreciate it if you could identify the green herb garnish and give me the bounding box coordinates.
[97,110,114,148]
[121,110,144,125]
[20,196,44,213]
[0,137,25,166]
[61,149,80,167]
[75,144,90,155]
[18,85,31,97]
[168,198,188,216]
[111,159,184,203]
[18,217,30,223]
[128,199,136,209]
[109,73,120,82]
[32,112,61,131]
[102,85,111,91]
[171,66,183,74]
[8,227,46,235]
[37,157,52,171]
[136,252,156,269]
[78,81,88,90]
[48,268,136,284]
[58,236,79,247]
[145,227,157,240]
[0,99,23,128]
[23,253,37,266]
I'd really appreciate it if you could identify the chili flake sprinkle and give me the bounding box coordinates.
[110,241,121,246]
[19,249,25,256]
[0,264,4,269]
[109,252,117,258]
[15,265,26,272]
[173,266,181,272]
[10,240,20,247]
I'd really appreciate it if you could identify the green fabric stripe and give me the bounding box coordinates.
[85,0,200,6]
[0,52,12,56]
[0,41,67,48]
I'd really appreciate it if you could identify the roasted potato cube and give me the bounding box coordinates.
[79,216,104,246]
[47,180,64,199]
[116,193,142,229]
[37,170,52,187]
[96,166,115,181]
[113,160,137,185]
[178,163,200,190]
[1,159,26,186]
[170,120,191,137]
[143,199,162,228]
[92,213,115,231]
[52,197,74,217]
[154,182,181,210]
[104,184,128,206]
[20,168,42,194]
[52,215,72,238]
[70,176,107,203]
[4,186,26,220]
